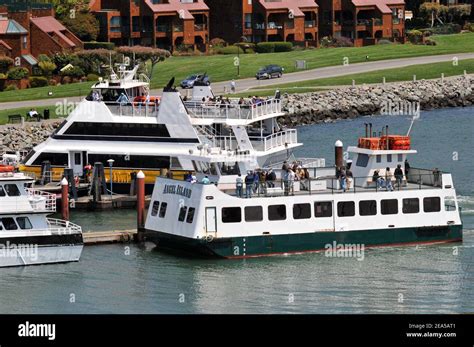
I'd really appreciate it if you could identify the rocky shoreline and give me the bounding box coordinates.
[279,75,474,127]
[0,75,472,154]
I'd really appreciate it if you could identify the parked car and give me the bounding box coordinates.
[180,74,211,89]
[256,65,284,80]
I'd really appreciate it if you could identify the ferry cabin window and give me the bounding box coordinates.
[387,154,392,163]
[356,154,369,168]
[16,217,32,229]
[315,201,332,218]
[151,201,160,217]
[402,198,419,214]
[74,153,81,165]
[424,197,441,213]
[293,203,311,220]
[337,201,355,217]
[268,205,286,221]
[4,184,20,197]
[397,154,403,162]
[22,150,36,164]
[222,207,242,223]
[88,154,170,169]
[1,217,18,230]
[64,122,171,138]
[186,207,196,224]
[0,186,5,197]
[245,206,263,222]
[376,155,382,163]
[159,202,168,218]
[359,200,377,216]
[381,199,398,215]
[32,152,69,166]
[218,162,240,175]
[178,206,188,222]
[445,196,456,211]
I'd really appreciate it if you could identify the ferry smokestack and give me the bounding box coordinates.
[369,123,373,138]
[365,123,368,138]
[335,140,344,169]
[61,178,69,221]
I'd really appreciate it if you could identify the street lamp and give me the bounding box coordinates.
[107,159,115,198]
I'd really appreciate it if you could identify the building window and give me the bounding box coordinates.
[222,207,242,223]
[315,201,332,218]
[356,154,369,167]
[22,36,27,49]
[4,184,20,197]
[337,201,355,217]
[159,202,168,218]
[293,203,311,220]
[245,206,263,222]
[402,198,419,214]
[359,200,377,216]
[186,207,196,223]
[178,206,188,222]
[424,197,441,213]
[16,217,32,229]
[151,201,160,216]
[381,199,398,215]
[268,205,286,221]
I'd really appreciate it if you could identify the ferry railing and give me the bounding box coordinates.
[185,99,282,121]
[26,188,57,213]
[46,218,82,235]
[104,102,159,117]
[249,129,298,151]
[218,173,444,198]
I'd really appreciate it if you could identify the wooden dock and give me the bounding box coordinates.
[73,195,151,210]
[83,230,137,244]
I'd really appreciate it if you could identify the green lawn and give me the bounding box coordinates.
[0,105,63,125]
[0,33,473,103]
[245,58,474,95]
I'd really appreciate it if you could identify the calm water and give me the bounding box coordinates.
[1,107,473,314]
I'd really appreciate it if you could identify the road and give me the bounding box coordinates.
[1,52,473,111]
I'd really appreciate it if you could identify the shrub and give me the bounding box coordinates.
[255,42,293,53]
[37,54,51,63]
[407,30,424,44]
[84,41,116,50]
[235,42,256,53]
[429,24,462,34]
[425,39,437,46]
[0,56,14,74]
[87,73,99,81]
[210,37,226,47]
[377,39,393,45]
[215,45,244,55]
[320,36,353,48]
[29,76,49,88]
[38,61,57,77]
[62,76,72,84]
[7,67,29,80]
[5,84,18,91]
[60,65,85,78]
[49,79,57,86]
[274,42,293,52]
[75,49,116,74]
[463,23,474,32]
[0,73,6,79]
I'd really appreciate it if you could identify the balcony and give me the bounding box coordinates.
[173,24,184,32]
[285,21,294,29]
[250,129,298,152]
[374,18,383,26]
[194,23,207,31]
[304,20,316,28]
[156,24,171,32]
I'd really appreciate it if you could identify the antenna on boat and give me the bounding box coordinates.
[406,106,421,136]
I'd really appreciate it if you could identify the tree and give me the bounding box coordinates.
[447,4,471,23]
[52,0,90,19]
[419,2,448,27]
[0,56,14,74]
[39,61,57,77]
[116,46,171,80]
[61,12,99,42]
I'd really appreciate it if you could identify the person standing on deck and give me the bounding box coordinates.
[266,168,276,188]
[230,80,236,94]
[385,167,394,191]
[394,164,404,188]
[339,167,347,192]
[404,159,410,179]
[346,167,353,191]
[201,175,210,184]
[236,174,243,198]
[245,171,254,198]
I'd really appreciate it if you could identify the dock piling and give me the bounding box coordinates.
[63,168,78,201]
[136,171,146,242]
[61,178,69,221]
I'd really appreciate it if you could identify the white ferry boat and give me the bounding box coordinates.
[0,166,83,267]
[144,127,463,258]
[20,64,296,193]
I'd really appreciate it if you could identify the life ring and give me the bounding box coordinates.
[205,234,214,242]
[133,96,161,107]
[0,165,15,173]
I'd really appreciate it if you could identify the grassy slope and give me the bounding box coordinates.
[0,33,472,103]
[0,105,63,125]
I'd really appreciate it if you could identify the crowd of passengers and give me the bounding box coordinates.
[184,95,272,108]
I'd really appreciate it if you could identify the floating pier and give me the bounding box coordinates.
[83,230,137,244]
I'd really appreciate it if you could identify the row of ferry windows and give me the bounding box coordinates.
[0,217,32,231]
[150,201,197,224]
[221,197,448,223]
[0,184,21,197]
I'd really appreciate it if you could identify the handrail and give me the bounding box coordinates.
[26,188,57,213]
[46,218,82,235]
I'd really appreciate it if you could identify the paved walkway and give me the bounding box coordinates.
[1,52,473,111]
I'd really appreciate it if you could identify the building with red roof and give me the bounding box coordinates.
[90,0,210,52]
[205,0,319,46]
[318,0,405,46]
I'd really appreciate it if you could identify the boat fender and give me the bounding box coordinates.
[205,234,214,243]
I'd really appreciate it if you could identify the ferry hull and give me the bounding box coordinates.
[146,224,463,258]
[0,234,84,267]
